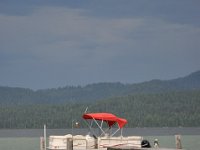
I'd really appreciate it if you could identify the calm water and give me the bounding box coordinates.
[0,128,199,150]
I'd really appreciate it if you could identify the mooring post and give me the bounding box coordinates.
[94,138,98,149]
[175,135,182,149]
[67,138,73,150]
[40,137,45,150]
[44,124,47,150]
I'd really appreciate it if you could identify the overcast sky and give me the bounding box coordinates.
[0,0,200,90]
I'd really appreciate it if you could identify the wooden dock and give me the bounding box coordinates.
[107,146,185,150]
[106,134,185,150]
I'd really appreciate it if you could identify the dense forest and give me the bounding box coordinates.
[0,90,199,128]
[0,70,200,128]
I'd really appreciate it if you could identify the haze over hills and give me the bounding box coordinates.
[0,70,200,105]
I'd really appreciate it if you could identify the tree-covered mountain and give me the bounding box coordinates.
[0,70,200,105]
[0,70,200,128]
[0,90,199,128]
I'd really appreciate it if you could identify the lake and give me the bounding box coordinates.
[0,127,199,150]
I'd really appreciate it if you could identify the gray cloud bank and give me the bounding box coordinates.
[0,0,200,89]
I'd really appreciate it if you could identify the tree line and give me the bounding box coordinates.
[0,90,199,128]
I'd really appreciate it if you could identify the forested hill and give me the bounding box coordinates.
[0,90,200,128]
[0,71,200,128]
[0,70,200,105]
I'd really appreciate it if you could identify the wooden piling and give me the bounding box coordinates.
[94,138,98,149]
[175,135,182,149]
[40,137,45,150]
[67,138,73,150]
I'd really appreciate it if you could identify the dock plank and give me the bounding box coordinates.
[107,146,185,150]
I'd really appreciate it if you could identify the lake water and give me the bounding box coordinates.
[0,127,199,150]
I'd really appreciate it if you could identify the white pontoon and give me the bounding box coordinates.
[47,112,143,150]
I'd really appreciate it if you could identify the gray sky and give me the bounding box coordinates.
[0,0,200,90]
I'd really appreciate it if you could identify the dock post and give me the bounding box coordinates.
[86,139,88,149]
[94,138,98,149]
[40,137,45,150]
[175,135,182,149]
[67,138,73,150]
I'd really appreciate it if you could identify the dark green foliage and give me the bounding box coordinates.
[0,70,200,128]
[0,90,199,128]
[89,90,200,127]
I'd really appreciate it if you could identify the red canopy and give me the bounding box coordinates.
[82,113,127,128]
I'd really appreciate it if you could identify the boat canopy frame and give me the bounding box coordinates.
[82,113,127,137]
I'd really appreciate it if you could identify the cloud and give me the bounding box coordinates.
[0,6,144,62]
[0,2,200,89]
